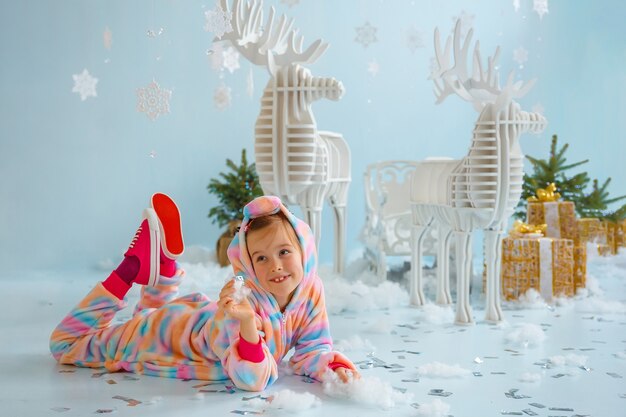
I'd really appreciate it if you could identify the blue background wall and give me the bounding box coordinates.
[1,0,624,272]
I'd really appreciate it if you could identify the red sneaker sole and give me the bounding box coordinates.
[152,193,184,257]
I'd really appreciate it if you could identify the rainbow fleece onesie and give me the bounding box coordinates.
[50,196,356,391]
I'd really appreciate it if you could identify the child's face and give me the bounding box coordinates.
[246,221,304,310]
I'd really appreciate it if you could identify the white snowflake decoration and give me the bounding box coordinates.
[533,0,549,20]
[451,10,475,39]
[355,22,378,48]
[513,0,521,12]
[72,69,98,101]
[532,103,545,115]
[103,27,112,50]
[222,46,240,73]
[405,25,425,54]
[204,4,233,39]
[214,84,232,110]
[367,60,379,77]
[247,68,254,98]
[280,0,299,7]
[513,46,529,66]
[136,79,172,121]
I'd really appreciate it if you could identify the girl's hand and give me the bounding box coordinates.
[335,367,360,383]
[217,278,255,322]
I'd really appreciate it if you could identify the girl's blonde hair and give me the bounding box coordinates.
[246,212,301,252]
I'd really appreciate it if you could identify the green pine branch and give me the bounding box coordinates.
[207,149,264,228]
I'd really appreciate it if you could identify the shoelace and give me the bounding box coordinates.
[128,226,142,249]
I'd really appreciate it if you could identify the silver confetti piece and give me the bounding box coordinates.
[301,376,316,383]
[473,371,483,377]
[579,365,592,372]
[401,378,420,383]
[474,357,484,364]
[231,411,263,416]
[428,389,452,397]
[522,409,538,416]
[551,373,567,378]
[500,412,523,415]
[607,372,623,379]
[393,387,407,393]
[549,407,574,411]
[528,403,546,408]
[51,407,70,413]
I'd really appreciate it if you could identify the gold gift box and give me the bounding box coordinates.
[501,236,574,301]
[527,201,578,242]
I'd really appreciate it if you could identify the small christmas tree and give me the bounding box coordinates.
[515,134,589,219]
[516,134,626,221]
[207,149,264,228]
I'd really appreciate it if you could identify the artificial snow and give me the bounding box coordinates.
[548,354,588,367]
[247,389,321,412]
[416,303,455,325]
[415,362,471,379]
[519,372,542,383]
[504,323,546,348]
[322,371,413,409]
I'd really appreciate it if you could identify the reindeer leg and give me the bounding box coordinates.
[436,224,453,305]
[484,229,504,323]
[328,183,349,275]
[297,187,326,250]
[454,231,474,325]
[410,224,428,306]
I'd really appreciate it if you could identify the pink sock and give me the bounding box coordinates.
[160,247,176,278]
[102,271,132,300]
[114,256,140,284]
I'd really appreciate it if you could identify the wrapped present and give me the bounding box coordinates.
[577,218,605,245]
[600,220,624,255]
[527,184,578,242]
[500,221,574,301]
[527,201,578,242]
[573,244,587,291]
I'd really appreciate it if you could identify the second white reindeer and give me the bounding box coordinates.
[410,20,547,324]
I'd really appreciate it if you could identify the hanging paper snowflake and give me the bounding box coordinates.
[355,22,378,48]
[281,0,299,7]
[533,0,549,20]
[246,68,254,98]
[532,103,545,115]
[451,10,475,40]
[513,0,521,13]
[214,84,232,110]
[367,60,379,77]
[204,4,233,39]
[103,27,112,50]
[72,69,98,101]
[136,79,172,121]
[222,46,240,73]
[405,25,425,54]
[513,46,529,66]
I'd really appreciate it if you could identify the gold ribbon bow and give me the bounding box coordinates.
[528,183,561,202]
[510,220,547,237]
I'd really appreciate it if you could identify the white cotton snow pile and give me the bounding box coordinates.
[573,295,626,314]
[176,246,233,295]
[417,303,455,325]
[504,323,546,348]
[614,351,626,360]
[95,258,116,271]
[334,335,376,353]
[415,362,471,378]
[548,353,588,367]
[320,266,409,314]
[414,398,452,417]
[519,372,542,383]
[507,288,548,310]
[322,370,413,409]
[247,389,321,412]
[365,318,394,334]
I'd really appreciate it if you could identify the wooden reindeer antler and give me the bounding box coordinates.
[432,19,535,112]
[219,0,328,67]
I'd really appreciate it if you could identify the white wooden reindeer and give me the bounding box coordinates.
[410,20,547,324]
[220,0,350,273]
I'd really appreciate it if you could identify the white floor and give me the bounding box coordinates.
[2,249,625,417]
